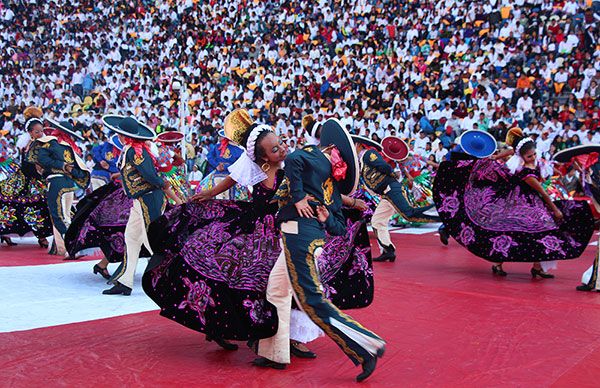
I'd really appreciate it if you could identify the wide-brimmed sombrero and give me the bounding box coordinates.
[102,115,155,140]
[553,144,600,163]
[351,135,383,152]
[156,130,184,143]
[320,118,359,195]
[381,136,409,161]
[46,118,84,141]
[459,130,497,158]
[109,134,124,151]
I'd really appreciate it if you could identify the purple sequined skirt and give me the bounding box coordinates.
[142,200,373,341]
[433,158,594,262]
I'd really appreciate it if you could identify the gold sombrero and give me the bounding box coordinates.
[24,106,43,120]
[505,127,524,147]
[224,109,254,145]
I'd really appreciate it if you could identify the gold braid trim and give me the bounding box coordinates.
[383,192,437,224]
[282,235,365,364]
[55,186,77,228]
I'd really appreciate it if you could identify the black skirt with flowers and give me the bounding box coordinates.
[433,158,594,263]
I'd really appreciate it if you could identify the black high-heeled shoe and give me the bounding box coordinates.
[492,265,507,277]
[93,264,111,280]
[1,236,17,246]
[37,238,49,249]
[531,267,554,279]
[206,335,238,351]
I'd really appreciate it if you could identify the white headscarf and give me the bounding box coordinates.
[227,124,272,186]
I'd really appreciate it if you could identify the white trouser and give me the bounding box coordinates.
[51,191,74,256]
[116,199,153,289]
[371,198,396,249]
[91,177,108,191]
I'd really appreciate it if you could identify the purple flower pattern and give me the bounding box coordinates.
[178,278,215,324]
[489,235,519,257]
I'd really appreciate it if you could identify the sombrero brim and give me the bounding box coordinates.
[46,118,84,141]
[102,115,155,140]
[351,135,382,152]
[381,136,409,161]
[459,130,497,158]
[156,131,184,143]
[109,134,124,151]
[553,144,600,163]
[320,119,359,195]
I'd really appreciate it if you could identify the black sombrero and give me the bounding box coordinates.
[102,115,155,140]
[46,118,84,141]
[351,135,383,152]
[320,118,359,195]
[553,144,600,163]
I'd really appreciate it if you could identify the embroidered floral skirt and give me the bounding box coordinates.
[142,201,373,341]
[65,182,150,262]
[433,158,594,263]
[0,161,52,238]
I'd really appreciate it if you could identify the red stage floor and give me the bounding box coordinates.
[1,232,600,386]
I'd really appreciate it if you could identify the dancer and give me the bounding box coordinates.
[354,135,440,262]
[197,129,248,200]
[65,135,126,279]
[89,137,120,191]
[0,106,52,248]
[154,130,190,205]
[551,144,600,292]
[142,110,373,357]
[433,135,594,277]
[102,116,166,296]
[275,119,385,382]
[27,119,90,256]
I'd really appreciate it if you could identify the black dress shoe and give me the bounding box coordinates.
[438,227,449,246]
[252,357,286,370]
[373,247,396,262]
[576,283,595,292]
[93,264,111,280]
[290,341,317,359]
[206,335,238,351]
[102,282,132,295]
[356,346,385,382]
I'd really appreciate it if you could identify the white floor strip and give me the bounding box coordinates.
[0,259,158,333]
[367,223,442,235]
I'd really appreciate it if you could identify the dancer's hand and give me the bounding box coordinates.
[295,195,315,218]
[553,208,563,221]
[316,205,329,223]
[353,198,368,211]
[192,190,213,202]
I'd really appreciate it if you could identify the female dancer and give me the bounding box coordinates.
[142,111,373,356]
[434,136,594,277]
[65,135,126,279]
[0,107,52,248]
